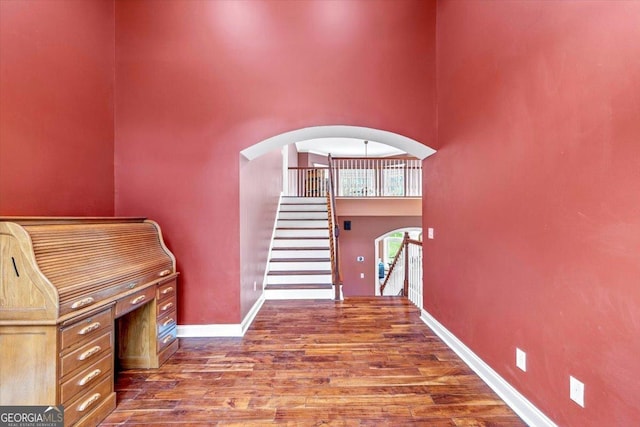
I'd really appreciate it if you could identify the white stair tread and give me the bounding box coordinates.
[275,229,329,237]
[277,220,329,228]
[281,197,326,203]
[271,249,330,259]
[264,287,335,300]
[269,261,332,271]
[279,211,328,219]
[280,205,327,212]
[266,275,332,285]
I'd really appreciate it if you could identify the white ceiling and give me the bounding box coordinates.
[240,125,436,160]
[295,138,406,158]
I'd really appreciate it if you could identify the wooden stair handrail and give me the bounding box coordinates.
[380,232,408,295]
[380,233,422,296]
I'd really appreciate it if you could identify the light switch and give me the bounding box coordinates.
[516,348,526,372]
[570,376,585,407]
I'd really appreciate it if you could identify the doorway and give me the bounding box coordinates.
[374,227,422,296]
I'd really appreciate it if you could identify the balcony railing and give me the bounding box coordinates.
[286,157,421,198]
[287,167,329,198]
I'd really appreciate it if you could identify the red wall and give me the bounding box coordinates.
[0,0,114,216]
[427,1,640,425]
[114,0,437,324]
[339,215,421,296]
[298,152,328,167]
[240,147,282,319]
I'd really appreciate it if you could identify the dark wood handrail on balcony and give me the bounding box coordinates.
[327,155,343,300]
[380,232,422,296]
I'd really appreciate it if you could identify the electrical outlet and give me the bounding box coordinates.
[516,348,526,372]
[360,273,365,279]
[570,376,585,407]
[428,228,435,239]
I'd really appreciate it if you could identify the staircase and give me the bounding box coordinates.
[265,197,335,299]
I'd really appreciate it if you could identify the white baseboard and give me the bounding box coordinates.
[240,293,265,335]
[263,193,284,291]
[177,323,243,337]
[420,309,557,427]
[177,294,265,338]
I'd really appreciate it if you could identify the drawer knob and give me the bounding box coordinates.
[78,322,101,335]
[162,318,175,327]
[159,269,171,277]
[78,369,102,386]
[161,302,174,312]
[77,393,101,412]
[161,286,174,295]
[130,295,146,305]
[78,345,102,361]
[71,297,95,310]
[162,335,173,344]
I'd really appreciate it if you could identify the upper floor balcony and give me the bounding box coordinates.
[286,157,422,199]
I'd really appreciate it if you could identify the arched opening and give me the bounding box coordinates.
[241,125,436,161]
[240,125,433,304]
[374,227,422,295]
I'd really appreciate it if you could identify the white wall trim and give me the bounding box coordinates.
[240,293,266,335]
[177,323,243,337]
[240,125,436,161]
[420,309,557,427]
[263,193,284,290]
[178,294,266,338]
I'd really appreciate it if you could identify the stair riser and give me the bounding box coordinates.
[271,250,330,259]
[269,261,332,271]
[277,220,329,228]
[272,241,330,250]
[275,229,329,238]
[279,212,328,220]
[281,197,326,204]
[264,288,335,300]
[266,275,332,285]
[279,204,327,212]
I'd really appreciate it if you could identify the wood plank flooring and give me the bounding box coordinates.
[101,297,526,426]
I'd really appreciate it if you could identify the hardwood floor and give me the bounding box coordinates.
[101,297,526,426]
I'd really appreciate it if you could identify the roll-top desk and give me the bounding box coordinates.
[0,217,179,426]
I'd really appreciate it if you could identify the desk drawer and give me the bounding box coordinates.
[156,297,176,317]
[63,375,112,427]
[61,331,112,378]
[115,286,155,318]
[157,309,177,337]
[60,354,112,404]
[60,309,112,351]
[157,327,177,353]
[157,280,176,302]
